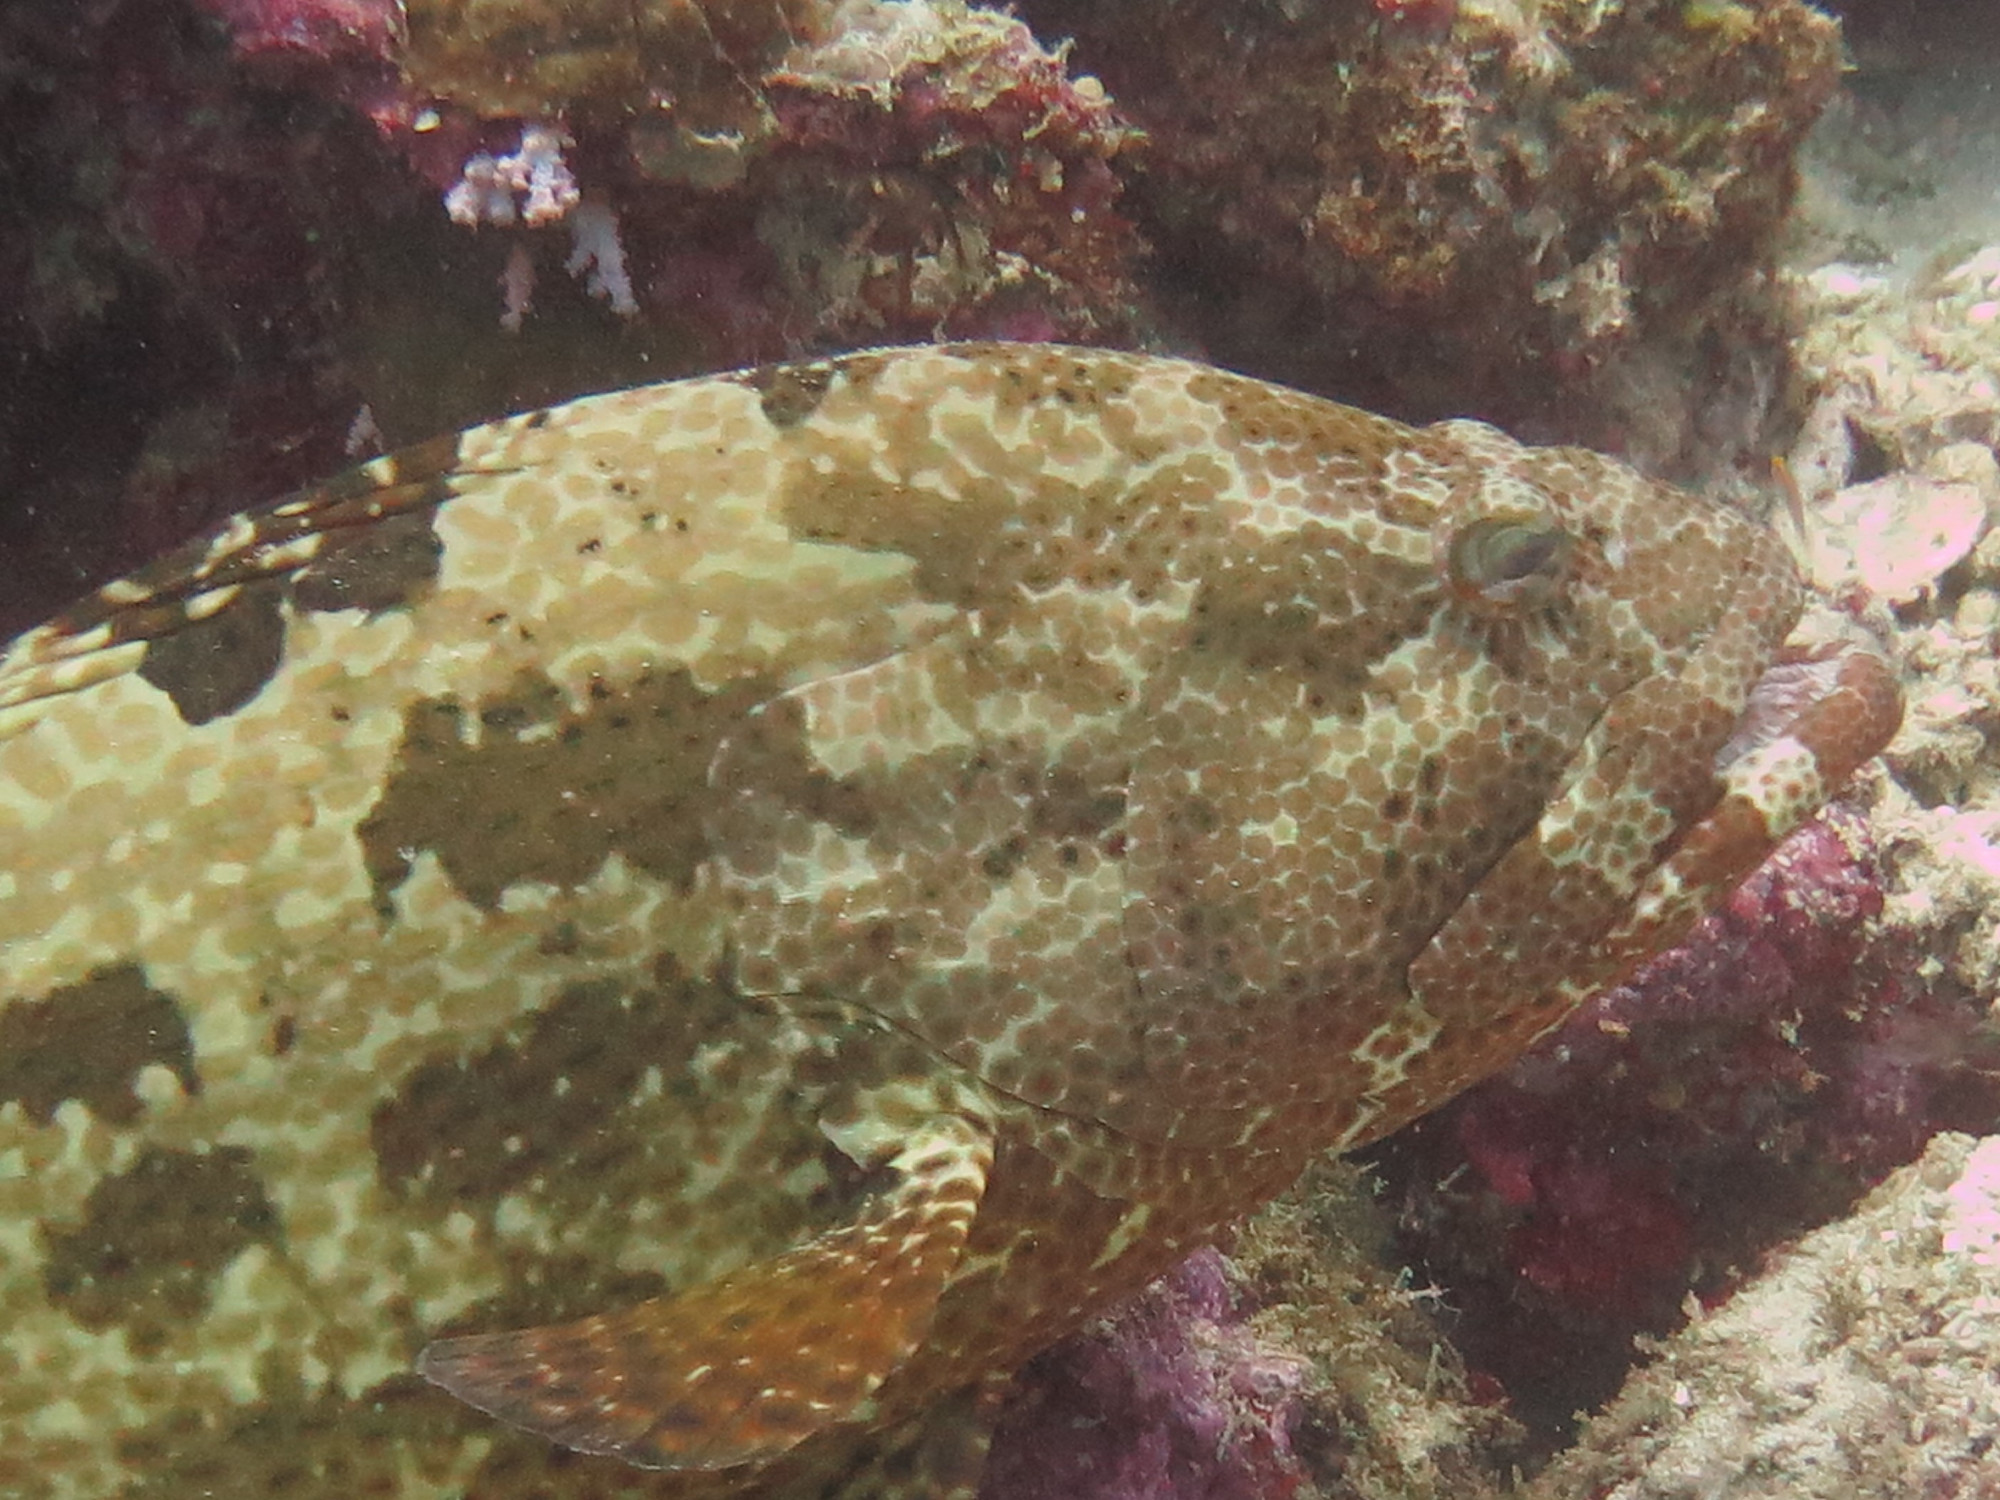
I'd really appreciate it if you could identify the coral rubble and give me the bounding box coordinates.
[1783,235,2000,1065]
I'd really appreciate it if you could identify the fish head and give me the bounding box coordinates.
[1105,392,1899,1147]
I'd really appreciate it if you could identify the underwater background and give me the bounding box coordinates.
[2,0,1999,1495]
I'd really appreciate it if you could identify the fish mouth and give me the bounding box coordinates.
[1717,640,1903,786]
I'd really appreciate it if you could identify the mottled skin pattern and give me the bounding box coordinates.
[0,344,1898,1500]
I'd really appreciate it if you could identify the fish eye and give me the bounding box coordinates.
[1443,515,1572,615]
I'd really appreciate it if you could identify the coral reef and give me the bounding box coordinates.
[1527,1131,2000,1498]
[0,0,410,641]
[399,0,1148,356]
[401,0,831,128]
[443,125,581,227]
[1,0,1855,642]
[1777,24,2000,1087]
[0,0,1145,640]
[1014,0,1842,477]
[666,0,1144,351]
[1782,235,2000,1045]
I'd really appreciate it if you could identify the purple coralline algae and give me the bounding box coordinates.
[982,1249,1310,1500]
[1367,798,2000,1443]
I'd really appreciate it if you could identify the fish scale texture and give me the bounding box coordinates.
[0,343,1898,1499]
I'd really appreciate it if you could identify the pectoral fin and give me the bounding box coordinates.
[417,1112,994,1471]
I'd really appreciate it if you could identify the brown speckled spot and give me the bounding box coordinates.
[1186,364,1397,473]
[1028,768,1127,842]
[982,343,1136,412]
[42,1146,277,1355]
[979,834,1030,881]
[749,361,837,428]
[779,461,1219,622]
[290,509,443,614]
[0,965,197,1123]
[136,582,287,725]
[358,668,782,910]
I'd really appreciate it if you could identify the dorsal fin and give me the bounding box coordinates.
[417,1112,994,1471]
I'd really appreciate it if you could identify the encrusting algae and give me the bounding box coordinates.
[0,343,1898,1498]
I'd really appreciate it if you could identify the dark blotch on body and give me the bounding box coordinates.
[373,976,694,1207]
[370,969,869,1282]
[359,667,799,911]
[709,693,880,874]
[42,1146,278,1355]
[1186,580,1432,722]
[105,1366,446,1496]
[291,510,443,614]
[0,965,198,1123]
[137,582,286,725]
[781,468,1015,614]
[1030,767,1127,841]
[749,361,837,428]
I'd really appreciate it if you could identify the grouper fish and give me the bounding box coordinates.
[0,343,1900,1499]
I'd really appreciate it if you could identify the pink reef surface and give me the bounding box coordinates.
[982,1249,1309,1500]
